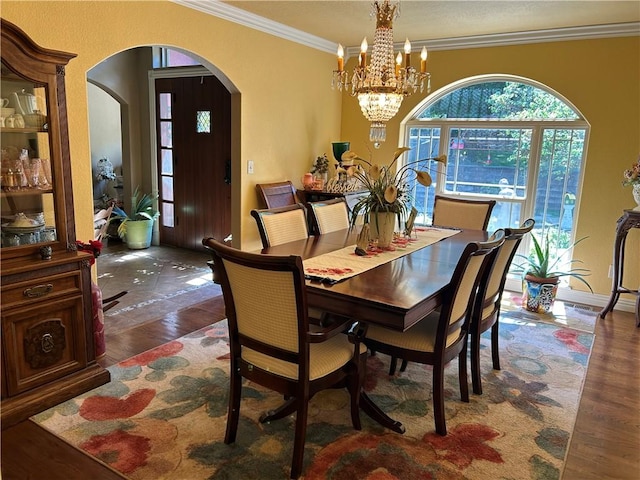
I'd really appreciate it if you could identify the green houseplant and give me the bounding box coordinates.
[514,232,592,313]
[112,187,159,249]
[345,147,446,247]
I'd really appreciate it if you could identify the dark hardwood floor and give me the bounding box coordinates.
[1,244,638,478]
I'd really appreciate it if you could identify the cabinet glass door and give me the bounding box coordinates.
[1,61,58,249]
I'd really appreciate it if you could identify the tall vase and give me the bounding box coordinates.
[633,184,640,208]
[369,211,396,248]
[332,142,350,168]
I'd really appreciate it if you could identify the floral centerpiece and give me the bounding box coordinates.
[623,155,640,206]
[343,147,446,246]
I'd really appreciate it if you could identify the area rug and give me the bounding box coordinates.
[33,311,595,480]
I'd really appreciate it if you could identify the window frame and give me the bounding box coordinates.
[400,75,591,286]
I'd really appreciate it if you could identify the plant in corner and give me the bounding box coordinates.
[111,187,159,249]
[344,147,446,248]
[514,232,592,313]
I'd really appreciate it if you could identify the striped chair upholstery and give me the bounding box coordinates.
[251,203,309,249]
[306,198,350,235]
[432,194,497,230]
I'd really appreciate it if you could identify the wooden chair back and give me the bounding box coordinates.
[306,198,350,235]
[256,181,299,209]
[363,229,505,435]
[469,218,535,394]
[251,203,309,248]
[202,237,366,478]
[432,195,497,230]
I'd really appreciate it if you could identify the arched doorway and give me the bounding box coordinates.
[87,46,238,251]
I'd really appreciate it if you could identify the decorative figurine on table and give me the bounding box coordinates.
[404,207,418,238]
[355,224,370,256]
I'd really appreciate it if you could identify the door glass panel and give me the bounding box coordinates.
[161,202,174,227]
[196,111,210,133]
[160,121,172,148]
[159,93,172,119]
[161,176,173,201]
[161,149,173,175]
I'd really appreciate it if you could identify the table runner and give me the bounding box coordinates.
[304,227,460,284]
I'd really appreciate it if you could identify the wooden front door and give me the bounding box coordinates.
[155,76,231,251]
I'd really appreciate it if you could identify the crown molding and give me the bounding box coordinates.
[172,0,336,52]
[172,1,639,57]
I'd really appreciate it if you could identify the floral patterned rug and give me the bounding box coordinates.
[33,303,596,480]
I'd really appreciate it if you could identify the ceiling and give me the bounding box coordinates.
[222,0,640,47]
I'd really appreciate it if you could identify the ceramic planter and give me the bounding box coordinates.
[124,219,154,249]
[369,211,396,248]
[522,274,559,313]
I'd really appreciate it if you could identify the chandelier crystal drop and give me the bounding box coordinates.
[332,0,431,144]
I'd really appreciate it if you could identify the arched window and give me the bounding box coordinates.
[403,76,589,257]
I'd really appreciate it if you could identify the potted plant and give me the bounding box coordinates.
[310,153,329,183]
[345,147,446,248]
[622,154,640,207]
[514,232,592,313]
[112,187,159,249]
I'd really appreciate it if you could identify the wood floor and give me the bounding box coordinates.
[1,245,638,478]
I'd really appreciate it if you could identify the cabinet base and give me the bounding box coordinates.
[1,364,110,429]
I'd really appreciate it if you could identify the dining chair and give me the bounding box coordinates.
[469,218,535,394]
[432,194,497,230]
[202,237,367,479]
[363,229,505,435]
[306,197,350,235]
[256,180,299,209]
[250,203,310,249]
[93,204,113,241]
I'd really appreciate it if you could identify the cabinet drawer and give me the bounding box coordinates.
[2,295,88,396]
[1,271,83,309]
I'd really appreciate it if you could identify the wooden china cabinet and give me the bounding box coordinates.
[0,19,110,428]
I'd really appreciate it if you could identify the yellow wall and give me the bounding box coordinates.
[2,0,342,252]
[341,36,640,297]
[3,2,639,298]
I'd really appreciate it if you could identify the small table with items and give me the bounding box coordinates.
[599,208,640,327]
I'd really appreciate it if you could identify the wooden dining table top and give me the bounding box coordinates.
[261,228,488,332]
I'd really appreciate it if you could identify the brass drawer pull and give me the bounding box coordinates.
[23,284,54,298]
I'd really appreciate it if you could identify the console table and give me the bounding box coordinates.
[599,209,640,327]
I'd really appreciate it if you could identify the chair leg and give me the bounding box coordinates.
[471,329,483,395]
[458,347,469,403]
[399,359,408,372]
[260,397,297,423]
[432,364,447,435]
[491,322,501,370]
[224,360,242,444]
[348,354,365,430]
[290,398,309,479]
[388,356,398,375]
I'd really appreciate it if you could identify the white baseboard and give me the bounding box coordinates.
[504,278,638,314]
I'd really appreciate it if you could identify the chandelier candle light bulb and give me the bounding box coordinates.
[421,47,428,73]
[404,38,411,67]
[337,44,344,71]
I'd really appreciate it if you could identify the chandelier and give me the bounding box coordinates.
[332,0,430,144]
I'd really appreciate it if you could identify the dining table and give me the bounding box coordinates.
[259,227,488,433]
